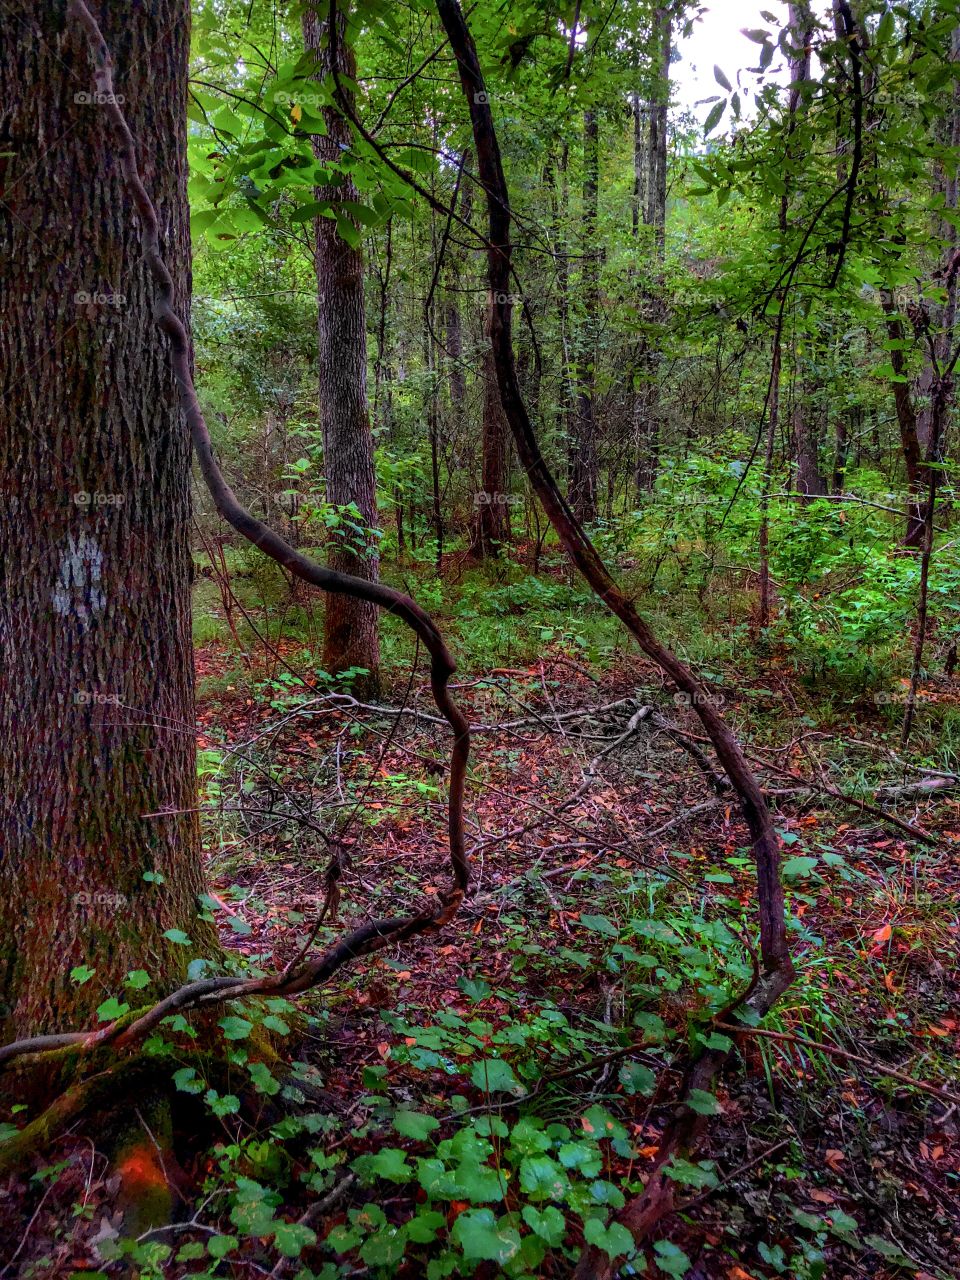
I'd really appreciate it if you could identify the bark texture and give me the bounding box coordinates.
[0,1,209,1036]
[303,0,381,692]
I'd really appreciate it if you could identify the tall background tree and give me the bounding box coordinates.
[303,0,382,694]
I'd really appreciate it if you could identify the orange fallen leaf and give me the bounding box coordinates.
[810,1188,835,1203]
[873,922,893,943]
[825,1149,845,1170]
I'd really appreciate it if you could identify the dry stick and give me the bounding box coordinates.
[0,3,471,1075]
[431,4,794,1275]
[715,1022,960,1109]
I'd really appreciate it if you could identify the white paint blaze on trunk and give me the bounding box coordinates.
[52,531,107,625]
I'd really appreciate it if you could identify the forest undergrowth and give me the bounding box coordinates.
[3,558,958,1280]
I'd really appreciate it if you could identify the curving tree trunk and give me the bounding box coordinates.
[0,1,210,1036]
[303,0,381,694]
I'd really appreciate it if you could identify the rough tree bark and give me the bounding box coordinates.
[303,0,381,694]
[0,0,471,1094]
[793,394,828,499]
[0,1,212,1038]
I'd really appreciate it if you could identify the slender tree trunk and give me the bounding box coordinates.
[444,148,471,413]
[758,338,782,631]
[917,26,960,456]
[633,8,671,494]
[832,410,850,493]
[645,6,671,253]
[549,145,577,486]
[470,304,511,555]
[879,292,926,545]
[303,0,381,694]
[901,375,950,746]
[570,107,599,522]
[632,93,647,238]
[0,1,211,1036]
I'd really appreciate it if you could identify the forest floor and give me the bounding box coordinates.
[4,638,959,1278]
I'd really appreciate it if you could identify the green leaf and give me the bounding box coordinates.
[458,976,491,1001]
[518,1155,568,1201]
[453,1157,505,1203]
[206,1089,241,1117]
[580,914,619,937]
[653,1239,692,1276]
[522,1204,566,1247]
[163,929,192,946]
[359,1223,406,1266]
[687,1089,723,1115]
[469,1058,524,1095]
[273,1221,317,1257]
[451,1208,521,1264]
[176,1242,206,1262]
[219,1016,253,1041]
[714,65,732,92]
[173,1067,204,1095]
[783,856,819,880]
[699,1032,733,1051]
[583,1218,634,1259]
[662,1157,717,1189]
[618,1061,656,1095]
[207,1235,238,1259]
[96,997,129,1022]
[70,965,96,985]
[124,969,151,990]
[704,100,726,136]
[248,1061,281,1096]
[407,1209,445,1243]
[393,1109,440,1141]
[863,1234,913,1266]
[369,1147,413,1183]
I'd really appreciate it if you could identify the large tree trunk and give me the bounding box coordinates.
[0,1,210,1037]
[569,106,599,523]
[303,0,381,694]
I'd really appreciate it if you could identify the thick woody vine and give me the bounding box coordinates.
[431,0,795,1272]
